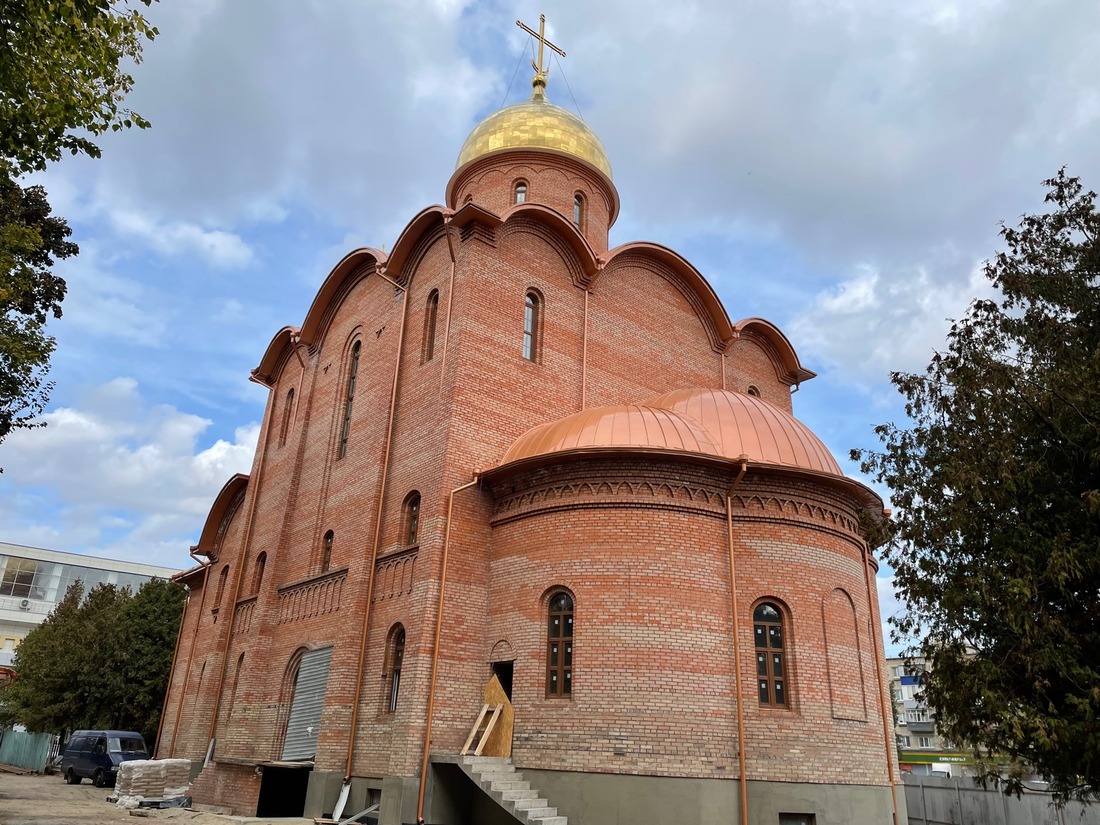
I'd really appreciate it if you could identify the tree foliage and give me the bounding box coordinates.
[0,0,157,451]
[0,578,185,746]
[856,170,1100,802]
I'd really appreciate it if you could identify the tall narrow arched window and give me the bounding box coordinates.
[252,552,267,595]
[338,341,361,459]
[422,291,439,363]
[546,591,574,697]
[523,291,541,362]
[573,193,584,229]
[514,181,527,204]
[754,602,788,707]
[279,388,295,446]
[404,493,421,546]
[216,566,230,607]
[321,530,334,574]
[388,626,405,712]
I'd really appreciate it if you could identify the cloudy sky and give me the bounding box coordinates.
[2,0,1098,653]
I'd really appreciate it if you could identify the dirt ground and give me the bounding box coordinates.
[0,769,312,825]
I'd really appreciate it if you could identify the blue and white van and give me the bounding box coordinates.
[59,730,147,787]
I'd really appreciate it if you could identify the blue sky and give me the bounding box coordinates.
[2,0,1098,655]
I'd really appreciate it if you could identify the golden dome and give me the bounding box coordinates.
[455,90,612,179]
[497,389,843,476]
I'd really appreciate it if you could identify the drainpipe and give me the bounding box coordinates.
[439,214,457,388]
[416,474,481,825]
[581,288,589,409]
[206,387,276,750]
[725,459,749,825]
[166,550,213,756]
[156,565,199,758]
[341,266,409,785]
[863,539,901,824]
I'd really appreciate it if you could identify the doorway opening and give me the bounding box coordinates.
[492,661,513,701]
[256,764,311,817]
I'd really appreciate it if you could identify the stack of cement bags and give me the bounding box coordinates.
[115,759,192,803]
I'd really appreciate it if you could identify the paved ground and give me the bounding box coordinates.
[0,770,312,825]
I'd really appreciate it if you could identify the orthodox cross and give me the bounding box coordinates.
[516,14,566,88]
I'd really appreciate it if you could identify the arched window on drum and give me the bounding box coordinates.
[754,602,788,707]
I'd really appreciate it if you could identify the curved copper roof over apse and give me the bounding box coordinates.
[499,388,842,476]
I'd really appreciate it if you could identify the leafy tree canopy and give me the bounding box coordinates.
[0,0,158,175]
[856,170,1100,802]
[0,0,157,453]
[0,577,185,747]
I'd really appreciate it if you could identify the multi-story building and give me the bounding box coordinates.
[0,541,179,672]
[887,656,974,777]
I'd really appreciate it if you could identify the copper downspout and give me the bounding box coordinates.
[156,568,199,758]
[863,542,901,824]
[416,475,481,825]
[725,460,749,825]
[439,215,457,386]
[721,350,727,391]
[581,289,589,410]
[206,388,275,746]
[342,267,409,781]
[167,551,213,755]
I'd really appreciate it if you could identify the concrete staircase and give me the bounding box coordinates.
[458,755,567,825]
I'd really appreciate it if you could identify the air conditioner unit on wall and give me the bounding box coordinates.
[18,599,30,610]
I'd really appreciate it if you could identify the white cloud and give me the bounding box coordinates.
[0,379,258,568]
[109,209,254,269]
[789,259,997,387]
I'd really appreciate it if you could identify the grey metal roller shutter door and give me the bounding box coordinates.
[281,647,333,761]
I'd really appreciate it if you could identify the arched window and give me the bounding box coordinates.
[754,602,788,707]
[523,290,541,362]
[422,291,439,363]
[338,341,361,459]
[514,181,528,204]
[388,625,406,712]
[279,388,295,446]
[252,552,266,595]
[216,566,230,607]
[747,385,760,398]
[321,530,334,574]
[404,493,421,546]
[573,193,584,229]
[546,591,574,697]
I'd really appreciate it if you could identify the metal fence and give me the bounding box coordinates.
[905,776,1100,825]
[0,729,55,773]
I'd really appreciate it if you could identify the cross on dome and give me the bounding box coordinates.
[516,14,566,98]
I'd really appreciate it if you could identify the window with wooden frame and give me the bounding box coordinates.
[546,591,574,697]
[523,290,542,362]
[514,180,528,204]
[573,193,584,229]
[337,341,361,459]
[321,530,334,574]
[754,602,788,707]
[404,492,421,546]
[388,625,405,712]
[422,290,439,362]
[279,388,295,446]
[252,552,266,595]
[216,565,230,606]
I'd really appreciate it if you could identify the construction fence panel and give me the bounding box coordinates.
[0,729,55,772]
[904,776,1097,825]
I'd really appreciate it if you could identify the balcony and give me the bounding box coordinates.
[907,720,935,734]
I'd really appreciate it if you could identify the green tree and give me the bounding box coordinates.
[856,170,1100,802]
[0,578,185,745]
[0,0,157,451]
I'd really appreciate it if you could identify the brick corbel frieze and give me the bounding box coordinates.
[488,462,866,545]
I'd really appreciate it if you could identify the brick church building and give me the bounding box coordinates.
[159,22,905,825]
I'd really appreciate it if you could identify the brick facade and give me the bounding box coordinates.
[159,92,901,825]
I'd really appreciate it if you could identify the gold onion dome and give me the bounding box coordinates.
[455,86,613,179]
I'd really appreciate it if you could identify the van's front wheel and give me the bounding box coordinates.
[93,769,105,788]
[66,768,81,785]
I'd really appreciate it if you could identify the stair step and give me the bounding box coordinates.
[513,798,549,811]
[477,765,517,776]
[500,788,539,801]
[489,779,530,791]
[522,806,557,818]
[529,817,567,825]
[463,755,511,765]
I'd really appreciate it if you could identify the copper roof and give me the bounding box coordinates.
[499,388,842,476]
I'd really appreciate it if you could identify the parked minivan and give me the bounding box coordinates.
[59,730,148,787]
